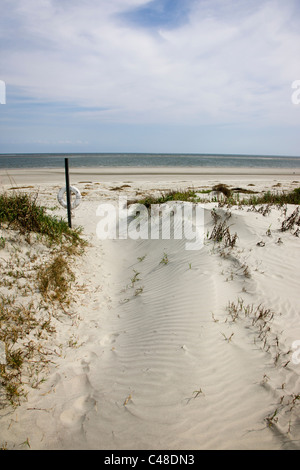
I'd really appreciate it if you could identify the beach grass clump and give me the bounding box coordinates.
[209,220,238,248]
[0,294,55,407]
[281,207,300,234]
[130,186,300,209]
[37,254,75,304]
[215,186,300,208]
[225,299,294,373]
[237,187,300,206]
[0,191,84,248]
[160,252,169,265]
[130,189,198,208]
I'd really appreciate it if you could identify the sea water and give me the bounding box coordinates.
[0,152,300,170]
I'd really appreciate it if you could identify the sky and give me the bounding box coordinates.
[1,0,300,156]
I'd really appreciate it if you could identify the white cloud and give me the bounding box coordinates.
[1,0,300,127]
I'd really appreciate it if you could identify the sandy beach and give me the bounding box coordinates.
[0,166,300,450]
[1,165,299,185]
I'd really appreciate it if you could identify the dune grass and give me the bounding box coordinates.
[132,186,300,208]
[243,187,300,205]
[0,191,84,248]
[37,254,76,305]
[223,187,300,207]
[225,298,300,434]
[0,295,55,407]
[129,188,198,208]
[0,191,86,409]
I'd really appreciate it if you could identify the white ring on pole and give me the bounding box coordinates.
[57,186,81,209]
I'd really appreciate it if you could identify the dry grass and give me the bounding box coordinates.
[225,299,300,435]
[209,220,238,248]
[0,190,86,410]
[0,294,56,407]
[37,254,75,304]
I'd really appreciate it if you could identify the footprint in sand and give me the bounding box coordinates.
[60,408,85,428]
[80,359,90,373]
[59,394,96,428]
[99,332,120,347]
[80,351,98,372]
[74,394,97,412]
[59,374,97,428]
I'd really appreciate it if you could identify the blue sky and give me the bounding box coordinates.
[1,0,300,155]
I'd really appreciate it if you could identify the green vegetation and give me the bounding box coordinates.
[243,187,300,205]
[130,188,198,208]
[131,269,140,286]
[221,187,300,207]
[0,191,86,409]
[0,290,61,406]
[0,191,84,248]
[160,252,169,265]
[132,186,300,209]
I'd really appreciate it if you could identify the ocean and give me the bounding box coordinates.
[0,153,300,170]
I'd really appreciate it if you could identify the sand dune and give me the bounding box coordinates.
[0,170,300,450]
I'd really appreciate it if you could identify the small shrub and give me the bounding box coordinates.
[281,207,300,232]
[209,221,238,248]
[212,184,232,198]
[160,252,169,265]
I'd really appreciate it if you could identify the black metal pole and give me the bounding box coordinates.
[65,158,72,228]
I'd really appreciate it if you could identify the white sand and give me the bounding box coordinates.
[0,167,300,450]
[1,165,299,185]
